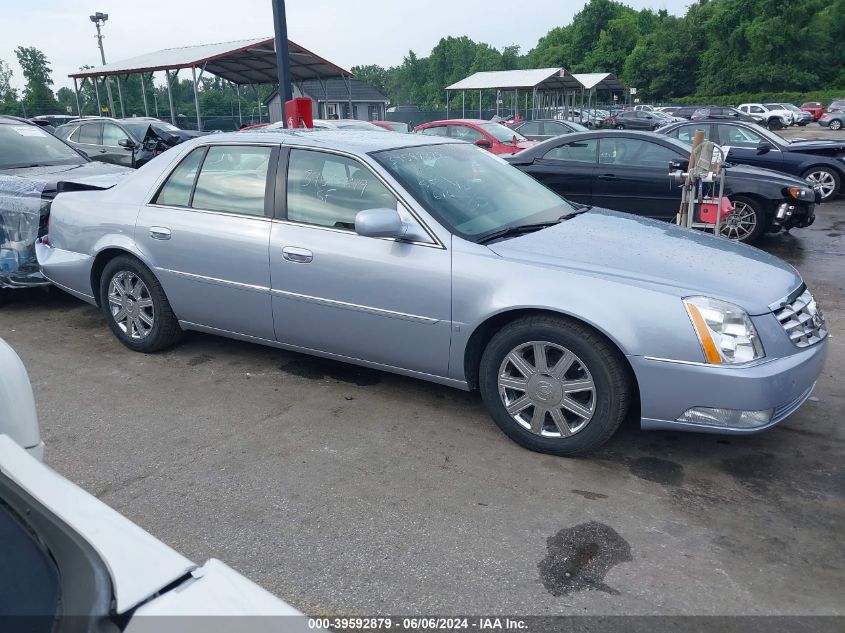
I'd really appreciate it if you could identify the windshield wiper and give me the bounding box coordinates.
[477,214,578,245]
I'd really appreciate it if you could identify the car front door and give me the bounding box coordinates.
[101,123,135,167]
[268,148,452,377]
[716,124,784,171]
[516,121,543,141]
[593,137,682,218]
[525,138,598,205]
[136,143,277,339]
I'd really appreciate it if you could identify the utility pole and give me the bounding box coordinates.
[271,0,293,127]
[90,12,116,117]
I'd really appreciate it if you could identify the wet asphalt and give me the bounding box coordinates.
[0,126,843,616]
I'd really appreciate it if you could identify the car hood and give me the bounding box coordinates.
[724,162,810,187]
[783,139,845,154]
[486,208,800,315]
[1,161,131,189]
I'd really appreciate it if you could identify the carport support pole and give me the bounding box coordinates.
[236,84,242,126]
[191,66,202,132]
[479,90,482,118]
[462,91,465,118]
[446,91,449,119]
[165,70,176,125]
[140,74,149,117]
[94,77,102,114]
[116,76,125,118]
[271,0,293,126]
[73,77,82,117]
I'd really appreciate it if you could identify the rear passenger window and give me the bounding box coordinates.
[154,148,205,207]
[543,140,597,163]
[286,149,398,230]
[78,123,102,145]
[191,146,272,216]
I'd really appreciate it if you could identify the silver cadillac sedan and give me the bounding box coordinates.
[37,130,828,455]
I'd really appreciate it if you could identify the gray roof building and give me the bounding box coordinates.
[266,78,390,123]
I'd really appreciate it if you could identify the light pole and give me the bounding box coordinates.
[90,11,116,117]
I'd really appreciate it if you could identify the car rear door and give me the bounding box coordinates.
[101,122,135,167]
[524,138,597,205]
[268,147,452,377]
[73,122,105,162]
[136,143,277,339]
[593,137,682,218]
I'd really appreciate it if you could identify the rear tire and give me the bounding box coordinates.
[767,118,783,130]
[615,124,625,130]
[830,119,843,131]
[479,315,631,456]
[99,255,182,352]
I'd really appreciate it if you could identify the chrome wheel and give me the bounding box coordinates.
[830,119,842,131]
[718,201,757,241]
[497,341,595,438]
[107,271,154,339]
[805,170,837,200]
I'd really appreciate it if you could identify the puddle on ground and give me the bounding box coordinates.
[629,456,684,486]
[538,521,632,596]
[280,357,381,386]
[187,354,214,366]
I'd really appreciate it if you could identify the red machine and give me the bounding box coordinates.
[284,97,314,129]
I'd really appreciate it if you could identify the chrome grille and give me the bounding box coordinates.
[774,289,827,348]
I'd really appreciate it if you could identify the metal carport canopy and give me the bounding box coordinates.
[571,73,625,91]
[68,36,351,84]
[445,68,583,91]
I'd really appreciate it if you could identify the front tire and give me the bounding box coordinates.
[803,166,840,202]
[615,124,625,130]
[99,255,182,352]
[829,119,842,131]
[479,315,631,456]
[718,196,767,243]
[767,118,783,130]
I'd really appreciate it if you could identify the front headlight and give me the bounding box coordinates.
[683,297,765,364]
[787,186,814,201]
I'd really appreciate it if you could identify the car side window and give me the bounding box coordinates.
[68,126,81,142]
[286,149,398,230]
[717,124,763,148]
[153,147,205,207]
[599,138,678,167]
[102,123,130,147]
[518,121,542,135]
[671,125,711,144]
[78,123,102,145]
[750,106,765,114]
[191,145,272,216]
[542,139,597,163]
[419,126,448,137]
[450,125,484,142]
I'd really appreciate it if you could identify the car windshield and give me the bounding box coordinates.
[479,123,527,143]
[763,104,785,110]
[383,122,409,132]
[373,142,573,241]
[335,121,387,131]
[779,104,800,112]
[0,124,84,169]
[566,121,590,132]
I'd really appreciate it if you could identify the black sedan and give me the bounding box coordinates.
[506,130,817,243]
[0,116,128,296]
[54,117,203,168]
[507,119,588,141]
[658,119,845,201]
[690,106,758,124]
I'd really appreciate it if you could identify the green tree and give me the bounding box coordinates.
[14,46,57,116]
[350,64,388,95]
[0,59,20,115]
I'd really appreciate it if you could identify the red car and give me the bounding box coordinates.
[800,102,825,121]
[414,119,537,155]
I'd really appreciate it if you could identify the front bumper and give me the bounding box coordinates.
[629,337,828,434]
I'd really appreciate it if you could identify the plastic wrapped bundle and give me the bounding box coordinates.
[0,175,49,288]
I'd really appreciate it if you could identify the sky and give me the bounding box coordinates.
[0,0,687,93]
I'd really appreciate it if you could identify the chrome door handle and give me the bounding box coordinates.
[282,246,313,263]
[597,174,617,181]
[150,226,171,240]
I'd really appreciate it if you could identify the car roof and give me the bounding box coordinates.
[208,129,462,153]
[418,119,498,126]
[0,115,34,125]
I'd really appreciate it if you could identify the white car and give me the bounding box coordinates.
[264,118,388,132]
[737,103,794,129]
[0,338,312,632]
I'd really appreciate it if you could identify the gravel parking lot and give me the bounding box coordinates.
[1,129,843,616]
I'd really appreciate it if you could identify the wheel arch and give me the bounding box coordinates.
[462,307,639,398]
[90,247,145,307]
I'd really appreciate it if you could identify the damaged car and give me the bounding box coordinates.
[0,116,129,300]
[53,117,204,169]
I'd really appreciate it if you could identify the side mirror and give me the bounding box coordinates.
[355,208,405,239]
[756,141,772,154]
[475,138,492,148]
[118,138,138,150]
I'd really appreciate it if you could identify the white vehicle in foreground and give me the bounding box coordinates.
[737,103,794,129]
[0,338,311,633]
